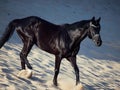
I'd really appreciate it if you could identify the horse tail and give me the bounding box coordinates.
[0,19,18,48]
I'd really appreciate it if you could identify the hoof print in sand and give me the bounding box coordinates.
[17,69,32,78]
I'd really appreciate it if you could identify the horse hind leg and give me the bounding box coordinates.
[20,40,34,69]
[17,30,34,69]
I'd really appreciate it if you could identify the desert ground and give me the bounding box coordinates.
[0,0,120,90]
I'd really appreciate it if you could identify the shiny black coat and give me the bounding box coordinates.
[0,16,102,86]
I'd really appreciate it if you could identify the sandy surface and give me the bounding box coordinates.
[0,0,120,90]
[0,43,120,90]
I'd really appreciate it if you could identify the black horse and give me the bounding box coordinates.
[0,16,102,86]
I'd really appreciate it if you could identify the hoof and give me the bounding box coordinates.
[53,80,58,86]
[75,83,84,90]
[27,65,32,69]
[17,69,33,78]
[54,83,58,86]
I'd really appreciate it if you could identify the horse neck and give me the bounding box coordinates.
[66,21,89,43]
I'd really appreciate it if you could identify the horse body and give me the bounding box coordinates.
[0,16,102,86]
[15,16,84,57]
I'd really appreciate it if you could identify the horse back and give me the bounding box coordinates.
[15,16,73,56]
[20,16,61,54]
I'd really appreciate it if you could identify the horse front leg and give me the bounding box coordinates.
[67,56,80,85]
[53,55,62,86]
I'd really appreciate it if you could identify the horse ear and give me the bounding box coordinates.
[91,16,95,21]
[97,17,101,22]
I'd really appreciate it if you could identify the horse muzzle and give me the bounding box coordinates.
[93,34,102,47]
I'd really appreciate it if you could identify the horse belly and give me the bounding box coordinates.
[36,38,60,55]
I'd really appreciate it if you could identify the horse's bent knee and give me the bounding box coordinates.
[20,52,32,69]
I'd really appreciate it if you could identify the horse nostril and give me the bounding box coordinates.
[97,40,102,46]
[97,41,100,45]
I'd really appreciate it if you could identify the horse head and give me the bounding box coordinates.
[87,17,102,47]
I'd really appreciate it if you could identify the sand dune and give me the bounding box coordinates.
[0,43,120,90]
[0,0,120,89]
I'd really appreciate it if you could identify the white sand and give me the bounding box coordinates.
[0,0,120,89]
[0,43,120,90]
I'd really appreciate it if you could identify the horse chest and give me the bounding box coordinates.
[58,40,80,57]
